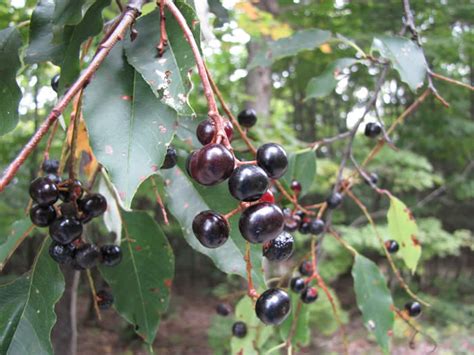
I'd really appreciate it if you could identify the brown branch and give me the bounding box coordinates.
[430,71,474,91]
[156,0,168,57]
[86,269,102,321]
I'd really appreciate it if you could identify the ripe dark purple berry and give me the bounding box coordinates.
[41,159,59,174]
[255,288,291,325]
[161,145,177,169]
[237,109,257,128]
[97,290,114,310]
[405,301,421,317]
[49,217,83,244]
[192,210,229,248]
[262,231,294,261]
[239,202,284,244]
[196,119,233,145]
[74,243,101,269]
[309,218,325,235]
[290,277,305,293]
[232,321,247,338]
[301,287,318,304]
[188,144,235,186]
[364,122,382,138]
[78,193,107,219]
[228,165,269,202]
[30,204,57,227]
[326,192,343,209]
[29,177,59,206]
[385,240,399,254]
[51,74,60,93]
[299,261,313,276]
[298,220,311,234]
[284,215,300,233]
[100,245,123,266]
[256,143,288,179]
[49,241,75,264]
[216,303,232,316]
[290,180,302,193]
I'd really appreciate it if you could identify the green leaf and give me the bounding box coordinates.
[352,254,394,354]
[279,295,310,348]
[248,29,331,69]
[99,211,174,345]
[0,219,33,271]
[83,43,177,208]
[386,196,422,273]
[98,177,122,243]
[372,36,427,91]
[282,149,316,195]
[124,2,200,115]
[0,27,22,136]
[0,239,65,355]
[53,0,95,26]
[230,296,273,354]
[305,58,358,100]
[161,165,265,288]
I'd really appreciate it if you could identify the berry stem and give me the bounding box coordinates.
[244,241,258,300]
[150,176,169,225]
[429,71,474,91]
[68,91,84,180]
[156,0,168,57]
[86,269,102,321]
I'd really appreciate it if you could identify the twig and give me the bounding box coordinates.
[244,242,258,300]
[429,72,474,91]
[86,269,102,321]
[310,131,351,150]
[156,0,168,57]
[68,92,84,179]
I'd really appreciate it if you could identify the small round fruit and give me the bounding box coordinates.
[42,159,60,174]
[185,151,197,177]
[255,288,291,325]
[196,119,233,145]
[192,210,229,248]
[326,192,343,209]
[239,202,284,244]
[309,218,325,235]
[74,243,101,269]
[405,301,422,317]
[263,231,294,261]
[59,179,83,202]
[364,122,382,138]
[298,221,311,234]
[385,240,399,254]
[290,180,302,193]
[256,143,288,179]
[290,277,305,293]
[161,146,177,169]
[78,193,107,218]
[260,190,275,203]
[237,109,257,128]
[232,321,247,338]
[284,215,300,233]
[30,204,57,227]
[216,303,232,316]
[96,290,114,310]
[228,165,269,202]
[299,261,313,276]
[49,217,83,244]
[301,287,318,304]
[49,241,75,264]
[51,74,60,93]
[188,144,235,186]
[101,245,123,267]
[29,177,59,206]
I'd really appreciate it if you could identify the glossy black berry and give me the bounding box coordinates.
[326,192,343,209]
[51,74,60,93]
[309,218,325,235]
[196,119,233,145]
[49,241,75,264]
[299,218,312,234]
[290,277,305,293]
[290,180,302,193]
[78,193,107,219]
[284,214,301,233]
[192,210,229,248]
[101,245,123,266]
[185,151,196,177]
[30,204,57,227]
[161,146,177,169]
[239,202,284,244]
[97,290,114,310]
[216,303,232,316]
[299,261,313,276]
[262,231,294,261]
[256,143,288,179]
[59,179,83,202]
[301,287,318,304]
[405,301,422,317]
[237,109,257,128]
[29,177,59,206]
[385,240,399,254]
[364,122,382,138]
[228,165,269,202]
[188,144,235,186]
[232,321,247,338]
[49,217,83,244]
[74,243,101,269]
[42,159,59,174]
[255,288,291,325]
[295,211,306,220]
[45,173,62,185]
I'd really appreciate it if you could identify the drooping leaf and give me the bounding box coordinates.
[0,219,33,271]
[247,29,331,69]
[305,58,359,100]
[99,211,174,345]
[371,36,427,91]
[0,239,65,355]
[279,294,310,348]
[161,165,265,288]
[352,254,394,354]
[386,196,422,273]
[83,43,177,208]
[282,149,317,195]
[125,1,200,115]
[0,27,22,136]
[53,0,95,26]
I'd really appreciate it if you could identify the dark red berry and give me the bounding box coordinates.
[263,231,294,261]
[74,243,101,269]
[299,261,313,276]
[232,321,247,338]
[59,179,83,202]
[49,241,75,264]
[97,290,114,310]
[78,193,107,219]
[42,159,59,174]
[364,122,382,138]
[228,165,269,202]
[326,192,343,209]
[161,145,177,169]
[49,217,83,244]
[301,287,318,304]
[260,190,275,203]
[290,180,302,193]
[196,119,233,145]
[405,301,421,317]
[385,240,399,253]
[239,202,284,244]
[309,218,325,235]
[188,144,235,186]
[290,277,305,293]
[29,177,59,206]
[30,204,57,227]
[237,109,257,128]
[256,143,288,179]
[100,245,123,266]
[255,288,291,325]
[216,303,232,316]
[192,210,229,248]
[51,74,60,93]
